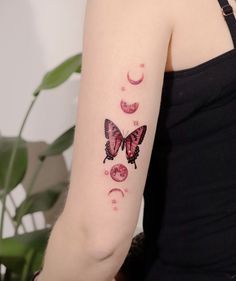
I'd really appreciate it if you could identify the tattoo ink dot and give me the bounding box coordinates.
[133,120,139,126]
[110,164,128,182]
[111,199,117,204]
[104,170,109,176]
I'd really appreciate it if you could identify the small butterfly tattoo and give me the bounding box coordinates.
[103,119,147,169]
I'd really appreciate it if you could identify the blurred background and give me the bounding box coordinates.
[0,0,143,239]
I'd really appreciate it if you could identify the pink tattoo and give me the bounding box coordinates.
[120,99,139,114]
[103,119,147,169]
[108,188,125,198]
[127,71,144,85]
[133,120,139,126]
[110,164,128,182]
[111,199,118,212]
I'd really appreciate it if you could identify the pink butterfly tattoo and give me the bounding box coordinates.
[103,119,147,169]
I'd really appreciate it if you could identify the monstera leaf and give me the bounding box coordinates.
[0,137,28,193]
[0,229,50,273]
[39,126,75,161]
[14,182,68,221]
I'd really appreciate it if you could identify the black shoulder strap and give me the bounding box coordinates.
[217,0,236,47]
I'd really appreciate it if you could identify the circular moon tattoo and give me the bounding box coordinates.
[110,164,128,182]
[120,99,139,114]
[127,71,144,85]
[108,188,125,198]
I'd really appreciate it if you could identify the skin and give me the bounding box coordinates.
[164,0,236,71]
[133,120,139,126]
[37,0,236,280]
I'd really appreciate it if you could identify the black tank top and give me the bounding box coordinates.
[143,0,236,280]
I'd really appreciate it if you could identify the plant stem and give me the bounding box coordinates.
[31,214,37,231]
[20,249,34,281]
[15,160,44,234]
[0,97,39,239]
[0,139,20,238]
[8,194,28,231]
[7,194,17,211]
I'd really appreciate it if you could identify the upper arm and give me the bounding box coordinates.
[63,0,173,258]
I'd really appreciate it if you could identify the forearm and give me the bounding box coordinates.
[37,215,130,281]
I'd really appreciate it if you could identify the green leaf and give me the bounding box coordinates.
[21,249,36,281]
[0,137,28,192]
[75,63,82,73]
[39,126,75,160]
[0,229,51,273]
[33,53,82,96]
[14,182,68,221]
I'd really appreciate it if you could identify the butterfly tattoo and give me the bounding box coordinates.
[103,119,147,169]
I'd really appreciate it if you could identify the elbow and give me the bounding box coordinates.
[85,238,117,261]
[84,231,132,262]
[59,213,132,262]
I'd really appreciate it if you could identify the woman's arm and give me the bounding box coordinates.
[38,1,173,280]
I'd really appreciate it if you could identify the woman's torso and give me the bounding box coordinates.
[165,0,236,73]
[143,0,236,280]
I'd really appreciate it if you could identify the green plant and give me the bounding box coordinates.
[0,53,82,281]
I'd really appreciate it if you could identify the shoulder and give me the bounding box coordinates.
[85,0,175,28]
[84,0,174,56]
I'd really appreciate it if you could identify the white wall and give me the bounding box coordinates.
[0,0,143,237]
[0,0,86,143]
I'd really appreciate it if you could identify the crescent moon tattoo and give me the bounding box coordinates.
[127,72,144,85]
[108,188,125,198]
[120,99,139,114]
